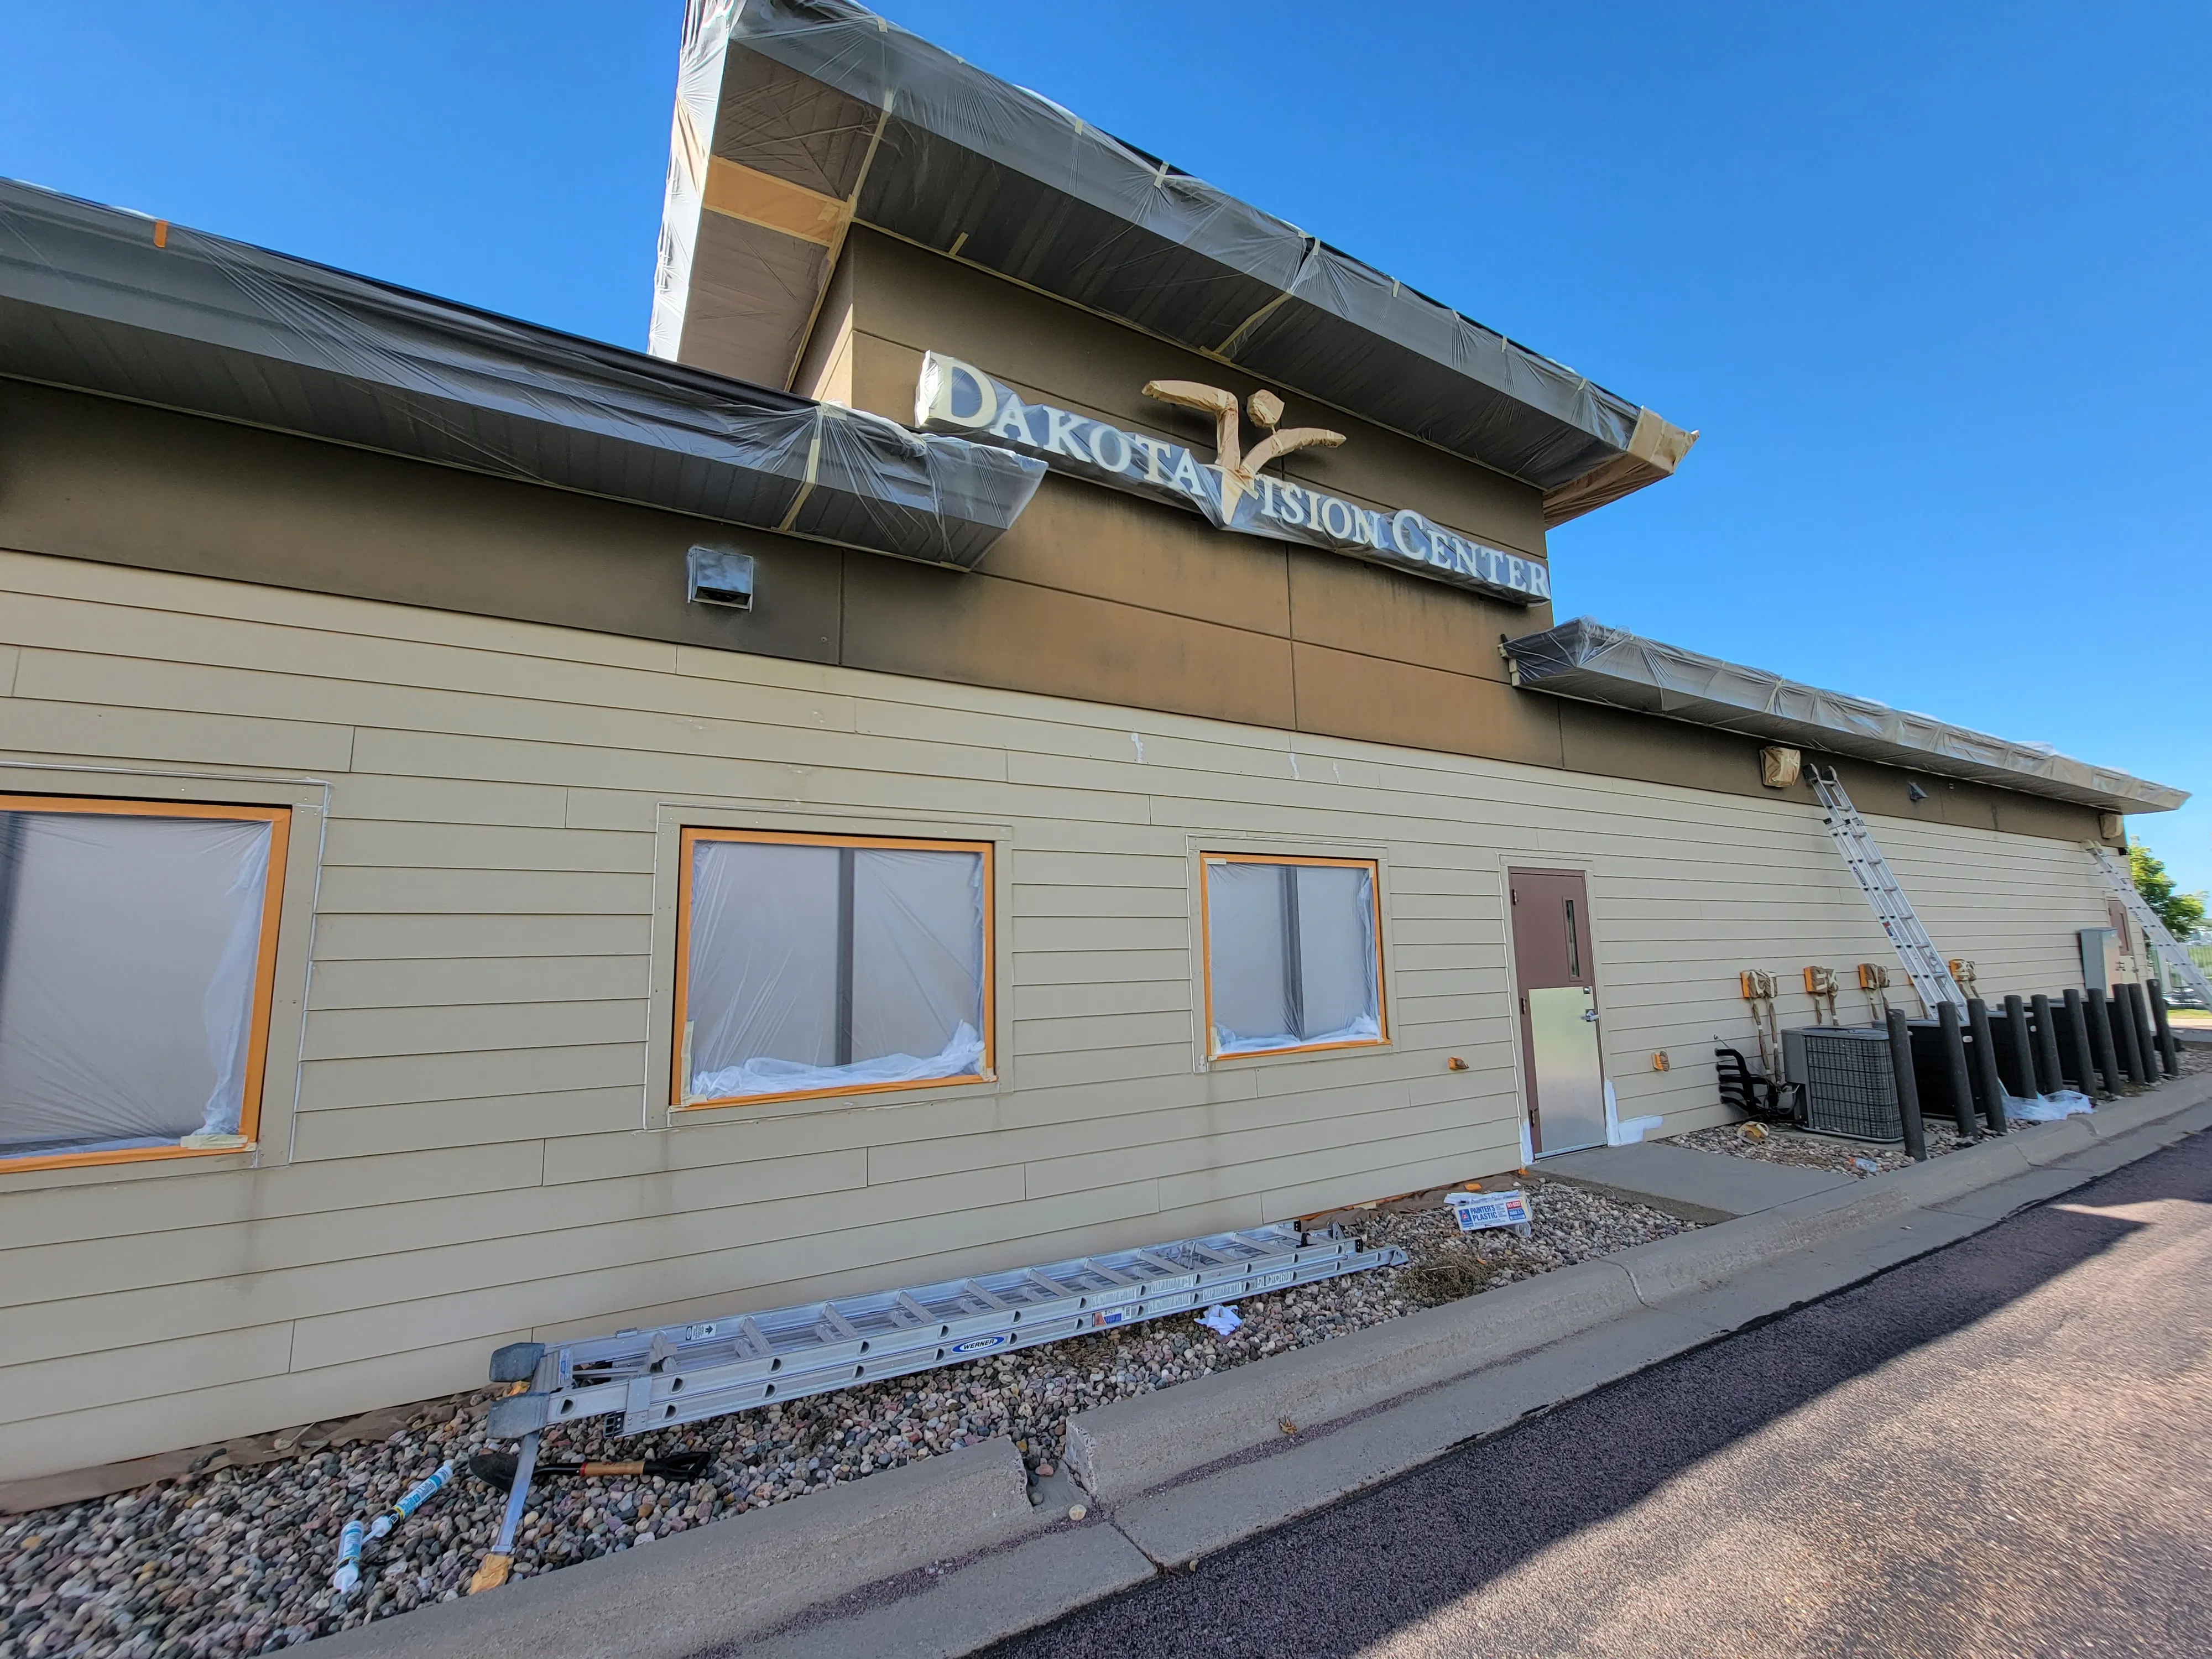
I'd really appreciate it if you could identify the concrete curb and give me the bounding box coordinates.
[309,1437,1034,1659]
[1062,1258,1643,1504]
[730,1524,1157,1659]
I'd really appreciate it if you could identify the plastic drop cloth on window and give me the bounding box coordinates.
[1206,862,1380,1057]
[685,839,986,1100]
[0,812,273,1161]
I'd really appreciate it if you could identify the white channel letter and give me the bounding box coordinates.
[1089,423,1133,474]
[1167,448,1208,497]
[1318,495,1357,542]
[1043,406,1093,463]
[915,352,997,430]
[1129,433,1172,484]
[1390,509,1429,559]
[988,391,1037,446]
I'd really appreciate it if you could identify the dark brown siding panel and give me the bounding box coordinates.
[1286,548,1531,684]
[843,557,1298,729]
[0,383,846,663]
[1291,643,1564,770]
[963,475,1293,638]
[1557,701,1773,798]
[1989,791,2101,842]
[1558,711,2105,844]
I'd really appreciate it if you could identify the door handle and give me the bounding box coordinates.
[1581,1009,1599,1022]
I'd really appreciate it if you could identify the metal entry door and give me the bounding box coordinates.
[1510,868,1606,1155]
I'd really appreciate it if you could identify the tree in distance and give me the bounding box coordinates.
[2129,840,2206,941]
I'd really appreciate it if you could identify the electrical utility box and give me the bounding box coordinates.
[2079,927,2121,993]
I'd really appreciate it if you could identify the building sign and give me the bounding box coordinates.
[914,352,1550,606]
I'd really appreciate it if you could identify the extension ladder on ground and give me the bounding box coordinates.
[1806,765,1967,1016]
[2089,844,2212,1010]
[484,1222,1404,1443]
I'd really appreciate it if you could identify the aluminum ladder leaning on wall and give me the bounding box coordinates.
[1806,765,1968,1016]
[2089,843,2212,1009]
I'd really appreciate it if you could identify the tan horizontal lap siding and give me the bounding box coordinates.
[0,548,2117,1480]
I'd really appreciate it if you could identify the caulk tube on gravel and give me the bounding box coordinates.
[331,1519,366,1597]
[368,1460,457,1540]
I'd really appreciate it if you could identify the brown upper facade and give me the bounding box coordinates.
[652,0,1698,528]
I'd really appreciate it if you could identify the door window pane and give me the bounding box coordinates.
[0,804,284,1165]
[1204,858,1383,1057]
[682,833,990,1104]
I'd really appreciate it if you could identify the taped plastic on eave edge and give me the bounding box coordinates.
[653,0,1687,507]
[0,811,275,1162]
[0,177,1044,571]
[1503,617,2188,816]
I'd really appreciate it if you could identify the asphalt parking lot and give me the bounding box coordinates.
[988,1130,2212,1658]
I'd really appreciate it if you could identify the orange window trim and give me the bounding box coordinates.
[0,795,291,1174]
[1199,853,1389,1062]
[672,828,996,1111]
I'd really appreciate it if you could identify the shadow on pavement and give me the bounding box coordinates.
[982,1131,2210,1659]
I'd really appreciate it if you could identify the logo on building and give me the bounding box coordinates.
[1139,380,1343,523]
[914,351,1550,607]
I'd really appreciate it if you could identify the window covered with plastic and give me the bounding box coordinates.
[1202,857,1384,1058]
[0,800,289,1168]
[678,831,992,1105]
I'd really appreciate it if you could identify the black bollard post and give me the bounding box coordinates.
[1938,1001,1977,1136]
[2062,988,2094,1091]
[2146,980,2180,1078]
[1886,1008,1927,1161]
[2030,994,2065,1096]
[1966,998,2010,1134]
[2110,983,2147,1086]
[2122,983,2159,1085]
[2084,988,2121,1095]
[2002,994,2038,1100]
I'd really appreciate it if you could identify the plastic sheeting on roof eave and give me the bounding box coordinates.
[1504,618,2187,817]
[654,0,1693,504]
[0,178,1045,571]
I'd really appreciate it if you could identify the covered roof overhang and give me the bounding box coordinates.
[0,179,1044,570]
[653,0,1696,526]
[1504,618,2186,817]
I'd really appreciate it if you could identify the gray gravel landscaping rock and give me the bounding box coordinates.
[0,1178,1693,1657]
[1674,1119,1973,1176]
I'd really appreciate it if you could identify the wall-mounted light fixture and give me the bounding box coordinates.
[687,544,756,611]
[1906,782,1928,803]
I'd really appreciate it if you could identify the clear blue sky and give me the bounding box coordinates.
[3,3,2206,890]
